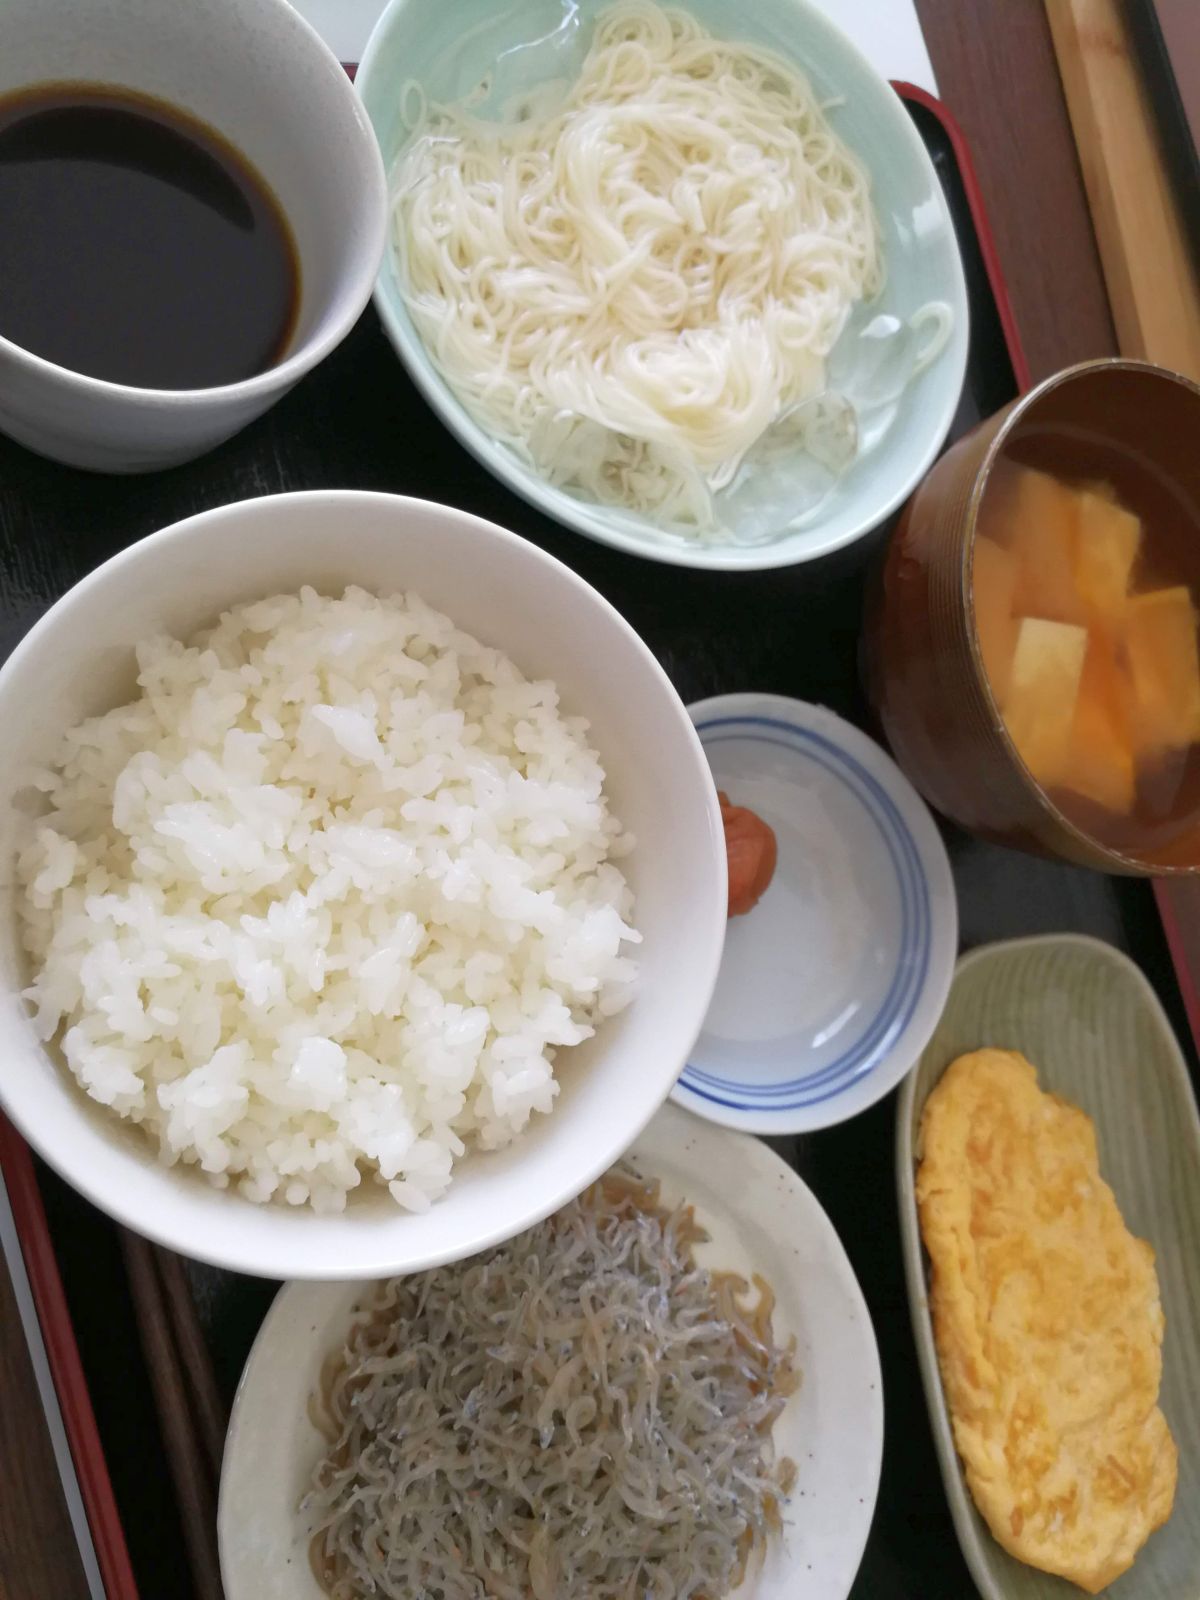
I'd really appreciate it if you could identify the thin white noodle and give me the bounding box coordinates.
[391,0,889,533]
[909,300,954,373]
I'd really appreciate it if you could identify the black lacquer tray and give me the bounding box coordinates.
[5,90,1196,1599]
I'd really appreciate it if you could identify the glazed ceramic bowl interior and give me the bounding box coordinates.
[357,0,969,570]
[0,492,726,1278]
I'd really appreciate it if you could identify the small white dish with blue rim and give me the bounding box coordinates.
[674,692,957,1133]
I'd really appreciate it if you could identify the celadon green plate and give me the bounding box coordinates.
[356,0,969,571]
[897,934,1200,1599]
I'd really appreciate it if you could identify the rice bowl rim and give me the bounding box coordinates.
[0,489,727,1277]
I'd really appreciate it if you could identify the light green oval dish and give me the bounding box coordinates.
[897,934,1200,1599]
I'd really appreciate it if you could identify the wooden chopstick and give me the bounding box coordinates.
[120,1230,225,1600]
[153,1248,228,1481]
[1046,0,1200,1057]
[1045,0,1200,377]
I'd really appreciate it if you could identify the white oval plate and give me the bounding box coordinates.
[219,1101,883,1600]
[674,693,958,1133]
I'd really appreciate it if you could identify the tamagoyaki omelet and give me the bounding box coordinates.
[916,1048,1177,1593]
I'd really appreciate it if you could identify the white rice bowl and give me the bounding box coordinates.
[0,490,725,1279]
[18,585,640,1215]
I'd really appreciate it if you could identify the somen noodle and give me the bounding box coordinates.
[391,0,896,533]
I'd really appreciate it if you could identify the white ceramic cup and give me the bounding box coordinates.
[0,0,387,473]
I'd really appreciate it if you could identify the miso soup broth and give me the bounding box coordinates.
[972,426,1200,855]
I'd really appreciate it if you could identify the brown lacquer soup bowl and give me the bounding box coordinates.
[867,359,1200,875]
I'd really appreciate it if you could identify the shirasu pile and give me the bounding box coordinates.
[305,1172,798,1598]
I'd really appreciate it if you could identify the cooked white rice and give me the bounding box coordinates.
[18,586,639,1213]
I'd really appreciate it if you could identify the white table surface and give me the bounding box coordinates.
[290,0,938,92]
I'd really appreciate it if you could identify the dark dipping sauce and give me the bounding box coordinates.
[0,83,300,389]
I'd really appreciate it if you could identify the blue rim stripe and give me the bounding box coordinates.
[684,739,921,1094]
[683,731,921,1095]
[679,714,932,1112]
[680,722,928,1109]
[687,719,928,1093]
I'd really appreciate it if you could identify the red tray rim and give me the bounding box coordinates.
[0,1112,138,1600]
